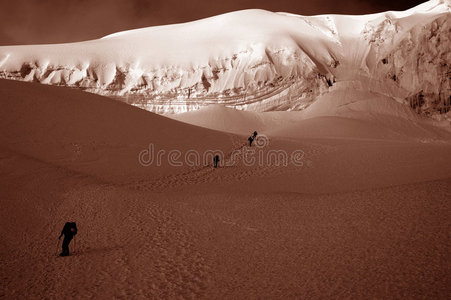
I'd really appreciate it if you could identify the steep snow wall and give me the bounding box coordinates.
[0,0,450,115]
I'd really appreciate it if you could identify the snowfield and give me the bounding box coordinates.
[0,0,450,114]
[1,78,451,298]
[1,0,451,298]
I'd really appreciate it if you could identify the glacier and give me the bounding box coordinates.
[0,0,450,115]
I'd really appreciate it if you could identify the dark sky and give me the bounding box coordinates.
[0,0,426,45]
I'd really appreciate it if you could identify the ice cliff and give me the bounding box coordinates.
[0,0,449,115]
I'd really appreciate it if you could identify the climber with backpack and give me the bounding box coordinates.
[58,222,78,257]
[213,154,220,168]
[248,136,254,147]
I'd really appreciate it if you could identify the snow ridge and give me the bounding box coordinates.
[0,1,449,115]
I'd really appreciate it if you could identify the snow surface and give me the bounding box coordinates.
[0,0,449,115]
[1,1,451,297]
[1,78,451,298]
[171,82,451,138]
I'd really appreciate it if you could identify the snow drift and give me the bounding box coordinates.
[0,79,235,184]
[1,57,451,299]
[0,0,450,115]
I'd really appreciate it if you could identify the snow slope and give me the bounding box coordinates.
[0,0,449,114]
[168,105,304,135]
[0,79,236,184]
[171,85,451,140]
[1,77,451,298]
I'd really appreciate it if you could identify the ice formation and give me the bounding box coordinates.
[0,0,449,115]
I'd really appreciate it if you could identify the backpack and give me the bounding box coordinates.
[64,222,78,235]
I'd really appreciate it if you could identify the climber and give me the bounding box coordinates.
[213,155,220,168]
[248,136,254,147]
[58,222,77,257]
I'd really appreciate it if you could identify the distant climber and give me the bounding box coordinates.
[58,222,77,257]
[213,155,220,168]
[248,136,254,147]
[252,131,258,139]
